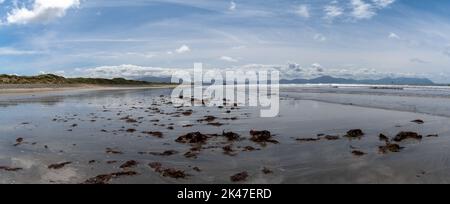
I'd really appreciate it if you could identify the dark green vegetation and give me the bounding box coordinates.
[0,74,169,85]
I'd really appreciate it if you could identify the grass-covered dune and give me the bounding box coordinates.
[0,74,167,85]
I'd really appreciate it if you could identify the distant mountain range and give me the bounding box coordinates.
[280,76,435,85]
[139,75,435,85]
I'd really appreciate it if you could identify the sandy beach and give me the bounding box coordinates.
[1,85,450,184]
[0,84,177,96]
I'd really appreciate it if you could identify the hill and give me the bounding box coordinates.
[0,74,165,85]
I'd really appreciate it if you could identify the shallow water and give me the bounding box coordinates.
[1,87,450,184]
[282,84,450,117]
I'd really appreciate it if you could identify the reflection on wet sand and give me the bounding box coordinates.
[1,87,450,184]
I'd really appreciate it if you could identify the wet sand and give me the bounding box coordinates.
[1,86,450,184]
[0,84,176,96]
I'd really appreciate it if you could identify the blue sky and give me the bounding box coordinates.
[1,0,450,82]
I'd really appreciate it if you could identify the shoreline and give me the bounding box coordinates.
[0,84,177,96]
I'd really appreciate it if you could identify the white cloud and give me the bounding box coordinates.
[350,0,375,20]
[165,44,190,55]
[75,65,180,79]
[67,63,424,81]
[324,4,344,20]
[311,63,324,72]
[229,1,236,11]
[372,0,395,8]
[348,0,395,20]
[410,58,429,64]
[175,45,191,54]
[313,34,327,42]
[5,0,80,25]
[0,47,39,55]
[220,56,238,62]
[295,5,310,18]
[388,32,400,39]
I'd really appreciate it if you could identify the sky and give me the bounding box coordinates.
[1,0,450,82]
